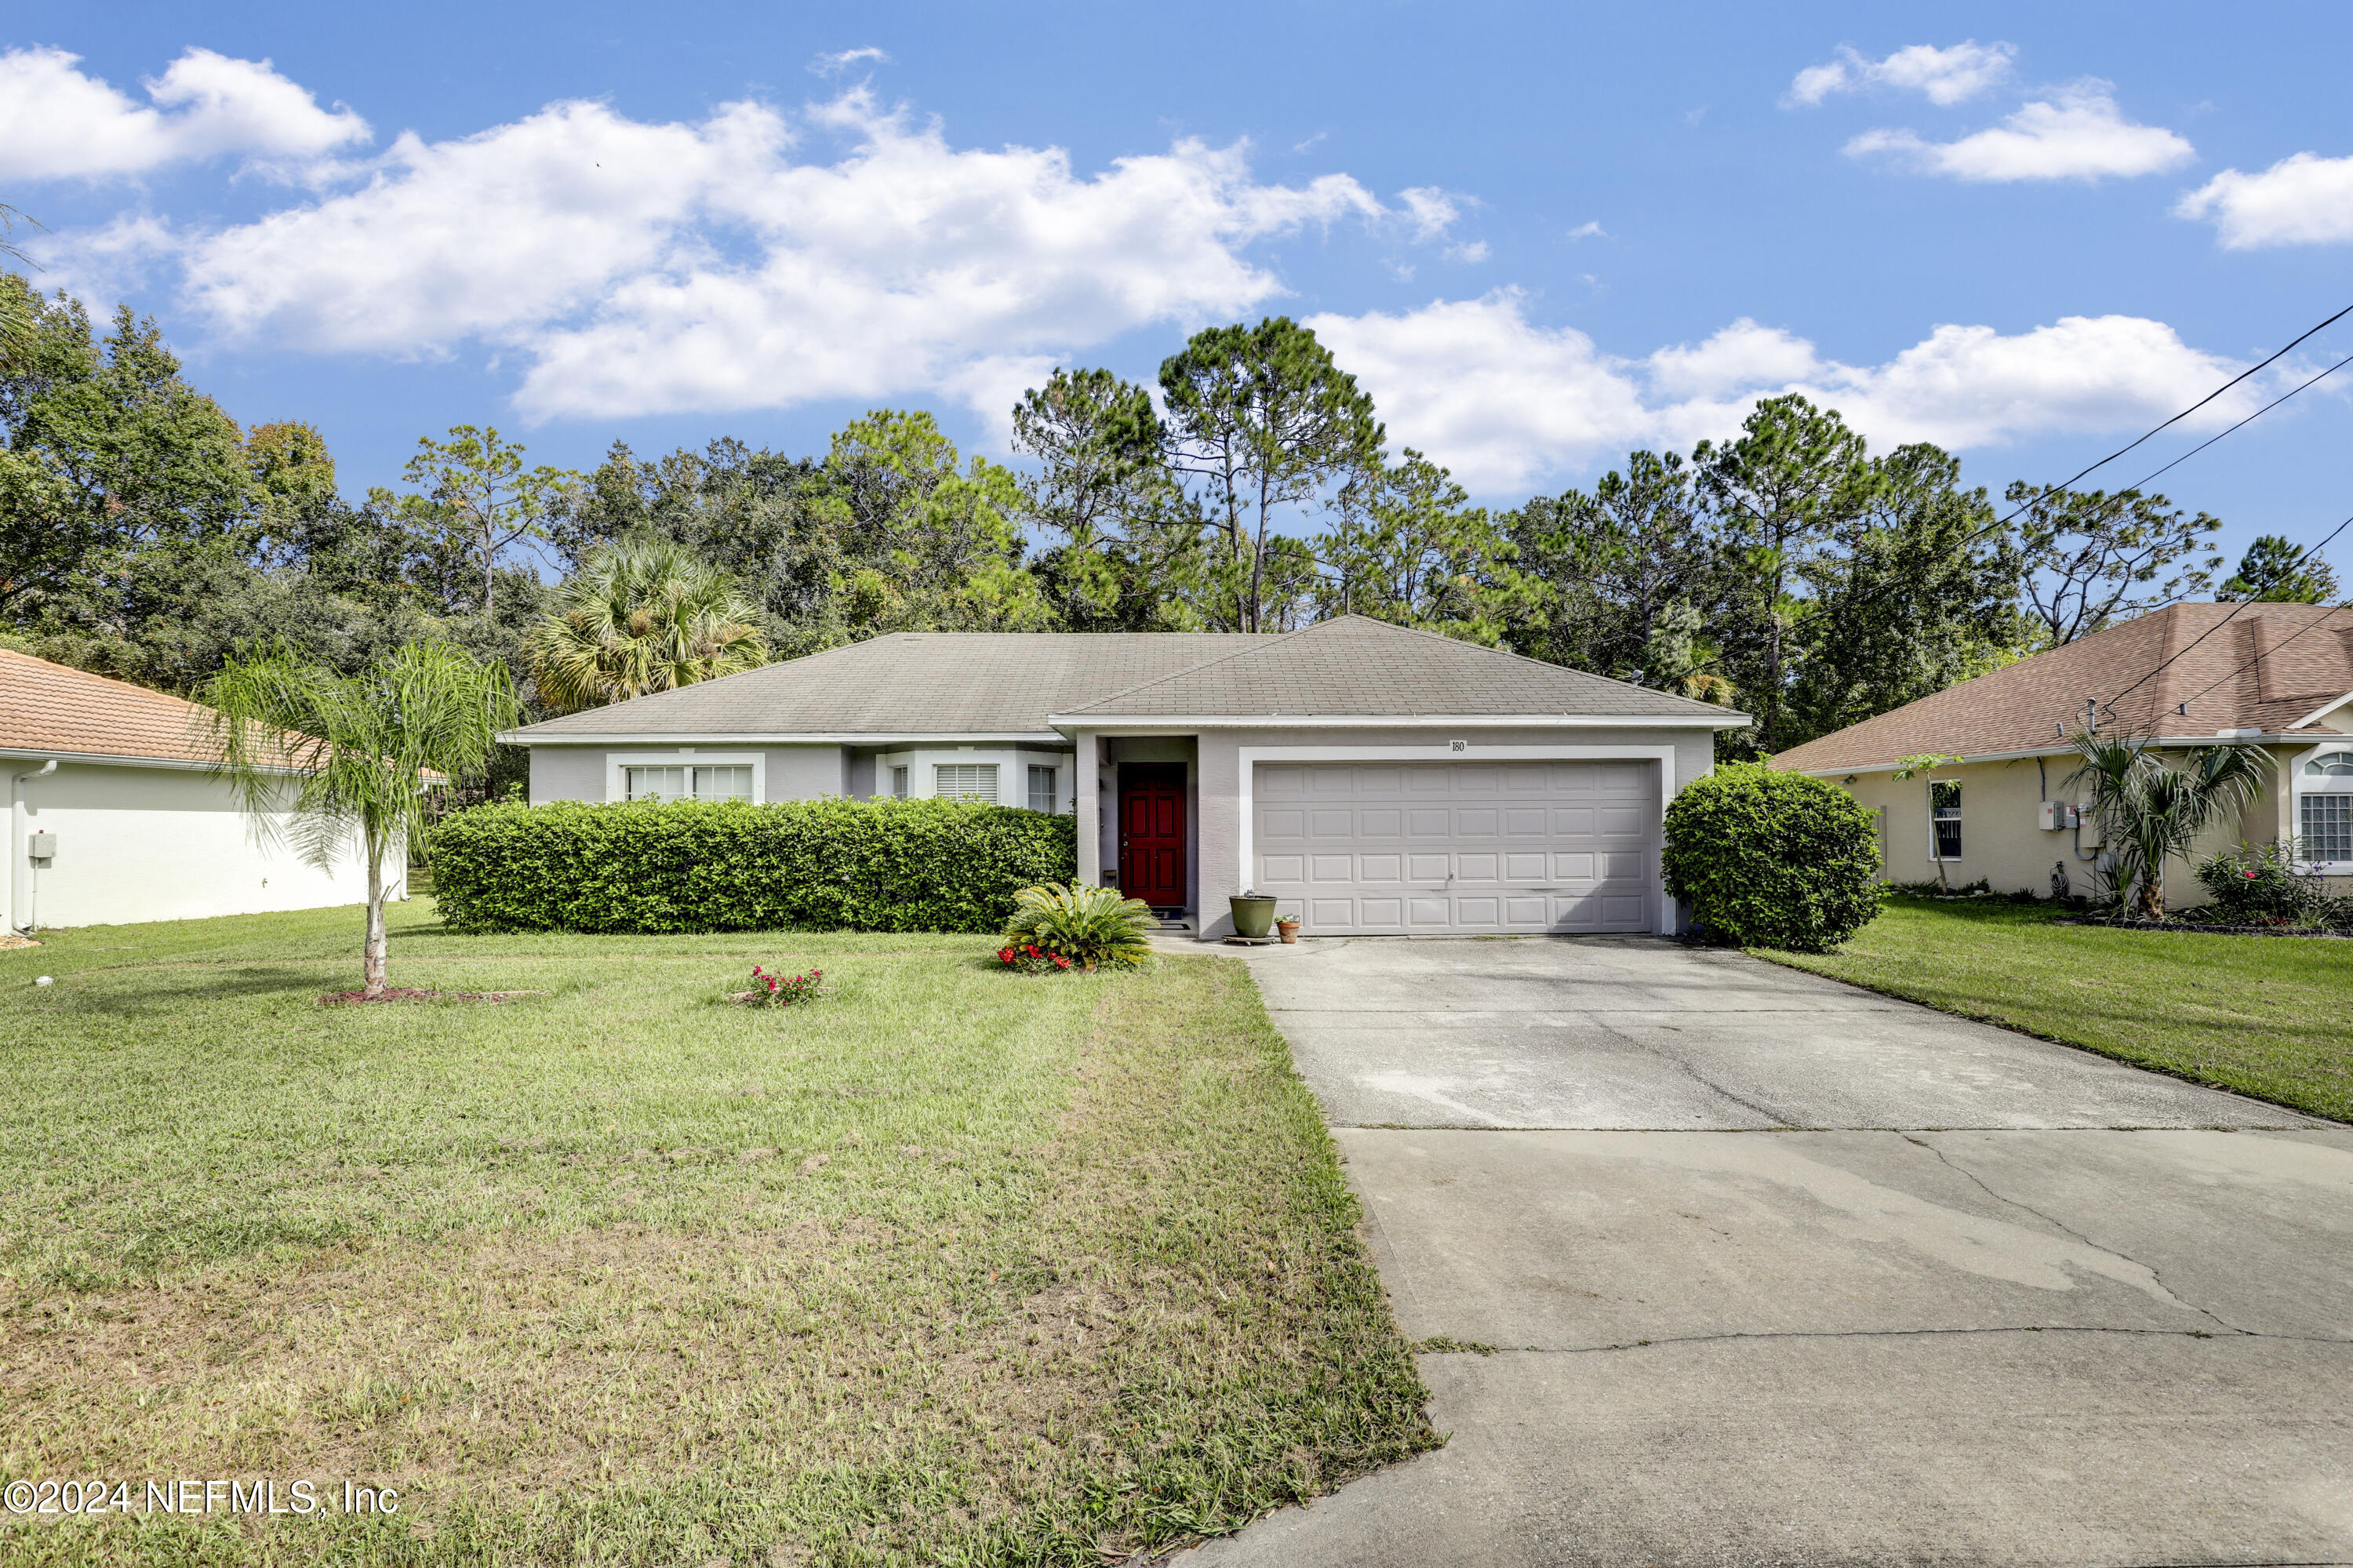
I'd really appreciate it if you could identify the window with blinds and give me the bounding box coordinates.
[890,766,910,799]
[933,762,998,803]
[624,763,752,802]
[1027,764,1057,813]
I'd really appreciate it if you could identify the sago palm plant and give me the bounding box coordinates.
[998,883,1155,971]
[526,537,769,713]
[2067,732,2268,919]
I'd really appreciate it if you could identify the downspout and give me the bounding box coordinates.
[10,759,57,934]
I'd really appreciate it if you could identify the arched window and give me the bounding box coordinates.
[2300,751,2353,863]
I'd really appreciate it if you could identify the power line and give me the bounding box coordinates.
[2104,509,2353,711]
[1998,300,2353,531]
[2116,347,2353,497]
[2173,597,2353,716]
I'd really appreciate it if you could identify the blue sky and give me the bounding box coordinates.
[7,0,2353,570]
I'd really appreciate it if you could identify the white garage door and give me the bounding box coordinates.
[1253,759,1659,934]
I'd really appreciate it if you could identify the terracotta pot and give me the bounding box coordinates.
[1275,919,1300,944]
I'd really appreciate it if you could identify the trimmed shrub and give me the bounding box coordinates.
[1663,763,1882,951]
[429,797,1076,934]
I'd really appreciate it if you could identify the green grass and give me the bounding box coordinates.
[0,900,1432,1566]
[1756,894,2353,1123]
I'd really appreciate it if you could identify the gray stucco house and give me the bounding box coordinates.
[502,615,1748,938]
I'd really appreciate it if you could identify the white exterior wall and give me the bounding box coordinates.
[7,759,382,930]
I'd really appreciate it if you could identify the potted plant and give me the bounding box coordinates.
[1275,915,1300,944]
[1229,891,1278,939]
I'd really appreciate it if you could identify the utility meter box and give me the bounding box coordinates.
[27,831,56,861]
[2036,802,2079,831]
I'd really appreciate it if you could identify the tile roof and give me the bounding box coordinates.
[508,631,1275,737]
[1,649,246,766]
[1773,602,2353,773]
[1060,615,1747,720]
[507,617,1749,740]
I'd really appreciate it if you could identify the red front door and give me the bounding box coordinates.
[1118,766,1187,910]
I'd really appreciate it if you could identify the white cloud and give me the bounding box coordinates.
[1846,82,2193,181]
[165,88,1400,419]
[1787,42,2016,107]
[0,45,368,181]
[809,47,889,76]
[1445,240,1490,264]
[1566,220,1608,240]
[2177,151,2353,248]
[1395,186,1463,241]
[1305,293,2271,493]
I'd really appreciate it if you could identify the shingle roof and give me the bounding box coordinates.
[506,617,1749,740]
[507,631,1274,737]
[1060,616,1747,720]
[1772,602,2353,774]
[0,649,245,766]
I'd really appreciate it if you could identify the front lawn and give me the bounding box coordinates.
[1758,894,2353,1122]
[0,901,1431,1566]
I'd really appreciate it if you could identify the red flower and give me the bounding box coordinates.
[1053,954,1071,969]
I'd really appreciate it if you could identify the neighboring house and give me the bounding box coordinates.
[2,649,388,932]
[504,615,1749,937]
[1772,602,2353,903]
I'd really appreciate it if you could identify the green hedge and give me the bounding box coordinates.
[1662,762,1882,952]
[429,798,1078,934]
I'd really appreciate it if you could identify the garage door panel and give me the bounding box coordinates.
[1253,759,1659,935]
[1260,766,1308,799]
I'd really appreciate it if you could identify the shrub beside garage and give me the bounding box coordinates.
[1664,762,1882,951]
[430,797,1077,933]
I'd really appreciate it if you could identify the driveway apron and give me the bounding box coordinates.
[1176,935,2353,1568]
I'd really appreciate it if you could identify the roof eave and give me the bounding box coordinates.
[1786,733,2328,777]
[1047,711,1751,734]
[500,730,1067,747]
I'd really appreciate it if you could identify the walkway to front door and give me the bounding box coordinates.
[1119,765,1186,911]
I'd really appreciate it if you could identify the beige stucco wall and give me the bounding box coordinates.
[1835,740,2351,906]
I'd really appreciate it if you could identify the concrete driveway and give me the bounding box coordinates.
[1176,935,2353,1568]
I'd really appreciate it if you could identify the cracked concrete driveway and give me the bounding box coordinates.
[1176,936,2353,1568]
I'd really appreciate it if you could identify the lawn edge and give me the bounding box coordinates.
[1744,944,2349,1126]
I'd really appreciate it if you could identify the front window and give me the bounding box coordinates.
[933,762,998,804]
[2303,793,2353,862]
[889,765,909,799]
[1929,780,1962,860]
[624,763,751,802]
[1027,764,1057,813]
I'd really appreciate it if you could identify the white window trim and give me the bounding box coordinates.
[605,751,766,805]
[1235,744,1678,936]
[933,760,1002,805]
[2289,741,2353,873]
[1927,780,1963,864]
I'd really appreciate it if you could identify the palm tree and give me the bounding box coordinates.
[2067,732,2268,919]
[202,641,520,998]
[526,537,769,713]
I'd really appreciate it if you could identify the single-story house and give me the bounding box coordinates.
[2,649,390,931]
[503,614,1751,938]
[1771,601,2353,903]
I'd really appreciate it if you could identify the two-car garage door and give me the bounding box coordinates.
[1253,759,1659,934]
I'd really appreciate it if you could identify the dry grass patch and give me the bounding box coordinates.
[0,902,1430,1566]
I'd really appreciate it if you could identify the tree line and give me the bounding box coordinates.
[2,275,2337,766]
